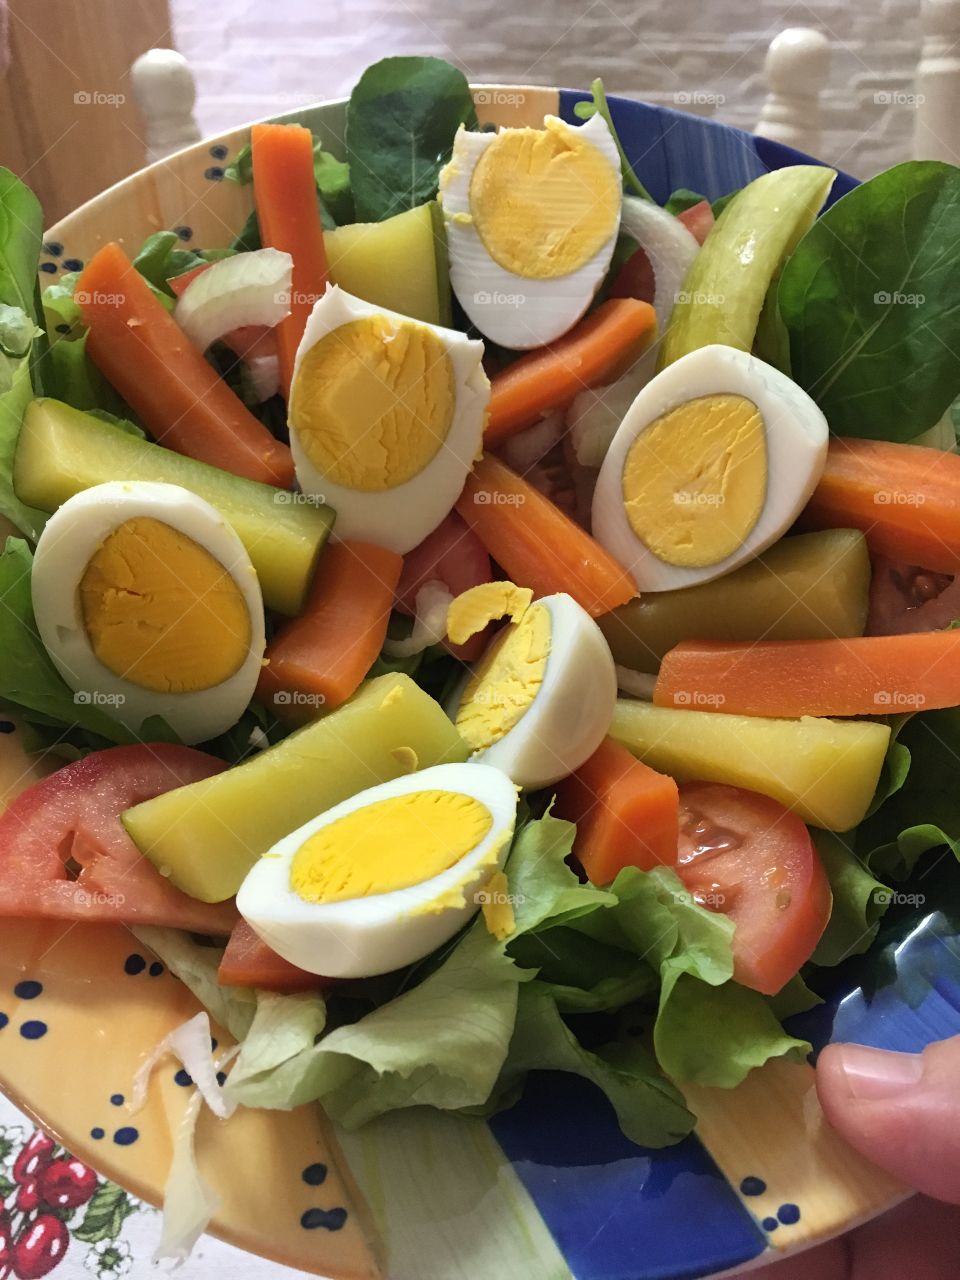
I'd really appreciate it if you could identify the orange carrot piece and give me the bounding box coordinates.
[77,243,293,487]
[654,630,960,718]
[484,297,656,447]
[801,437,960,574]
[553,737,679,884]
[251,122,329,399]
[455,453,636,616]
[219,919,331,994]
[256,540,402,714]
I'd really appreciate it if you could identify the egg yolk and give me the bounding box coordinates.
[622,394,767,568]
[290,790,493,904]
[78,516,251,693]
[456,604,551,752]
[468,119,620,280]
[289,315,455,492]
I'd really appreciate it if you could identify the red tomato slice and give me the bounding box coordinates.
[606,246,655,303]
[396,512,493,661]
[0,745,236,935]
[866,554,960,635]
[675,782,831,996]
[676,199,715,245]
[219,919,333,994]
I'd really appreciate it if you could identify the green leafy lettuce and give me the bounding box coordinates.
[777,161,960,441]
[346,57,477,222]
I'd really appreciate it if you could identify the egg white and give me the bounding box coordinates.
[31,480,266,744]
[288,286,489,554]
[236,763,518,978]
[591,345,830,592]
[453,593,617,789]
[439,114,622,350]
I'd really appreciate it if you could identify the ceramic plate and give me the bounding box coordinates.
[3,85,948,1280]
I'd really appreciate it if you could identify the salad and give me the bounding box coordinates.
[1,54,959,1258]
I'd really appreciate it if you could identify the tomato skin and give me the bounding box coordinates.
[219,919,333,994]
[866,554,960,635]
[676,782,831,996]
[606,246,655,303]
[0,745,236,934]
[676,199,714,245]
[395,512,493,661]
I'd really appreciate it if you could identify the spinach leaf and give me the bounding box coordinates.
[132,231,233,299]
[778,161,960,441]
[346,56,476,222]
[664,188,707,215]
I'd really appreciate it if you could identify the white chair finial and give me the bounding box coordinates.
[754,27,831,159]
[914,0,960,162]
[132,48,202,165]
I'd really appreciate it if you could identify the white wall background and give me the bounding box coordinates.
[170,0,925,177]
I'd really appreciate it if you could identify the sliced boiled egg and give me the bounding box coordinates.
[438,114,622,349]
[236,763,518,978]
[288,286,489,554]
[591,345,829,592]
[449,585,617,788]
[32,481,265,744]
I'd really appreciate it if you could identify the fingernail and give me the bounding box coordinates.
[833,1044,925,1100]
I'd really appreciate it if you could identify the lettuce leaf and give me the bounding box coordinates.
[811,831,890,967]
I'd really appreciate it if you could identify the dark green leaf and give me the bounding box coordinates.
[778,161,960,441]
[711,189,740,217]
[346,57,477,222]
[73,1181,138,1244]
[811,831,890,966]
[766,973,823,1020]
[664,188,707,215]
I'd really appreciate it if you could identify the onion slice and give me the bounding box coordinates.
[174,248,293,354]
[382,580,455,658]
[619,196,699,337]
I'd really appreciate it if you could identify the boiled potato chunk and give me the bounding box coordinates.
[610,699,889,831]
[324,202,451,326]
[123,674,468,902]
[15,398,333,616]
[600,530,870,673]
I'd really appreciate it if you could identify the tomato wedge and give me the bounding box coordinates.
[0,745,236,935]
[396,512,493,661]
[675,199,714,245]
[866,555,960,635]
[675,782,831,996]
[219,919,332,994]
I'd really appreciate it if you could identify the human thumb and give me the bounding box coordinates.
[817,1037,960,1203]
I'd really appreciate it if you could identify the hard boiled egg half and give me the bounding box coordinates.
[438,114,622,349]
[592,345,829,591]
[448,583,617,789]
[237,763,518,977]
[32,481,266,744]
[288,286,489,554]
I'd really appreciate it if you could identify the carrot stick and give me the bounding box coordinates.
[485,297,656,447]
[654,630,960,718]
[256,539,402,714]
[553,737,679,884]
[801,437,960,574]
[251,123,329,399]
[219,919,331,993]
[77,243,293,487]
[455,452,636,616]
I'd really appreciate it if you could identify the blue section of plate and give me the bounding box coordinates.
[789,909,960,1057]
[558,90,857,207]
[489,1072,767,1280]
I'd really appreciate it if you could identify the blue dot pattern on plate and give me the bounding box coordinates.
[20,1020,48,1040]
[0,720,15,733]
[124,954,146,976]
[39,262,57,273]
[740,1176,766,1197]
[302,1163,327,1186]
[762,1217,779,1232]
[205,166,225,181]
[0,1013,8,1031]
[209,144,228,160]
[111,1093,124,1106]
[175,1069,193,1087]
[174,225,193,240]
[43,241,63,256]
[301,1208,347,1231]
[62,258,84,272]
[149,962,164,977]
[91,1127,104,1140]
[216,1071,227,1087]
[14,980,43,1000]
[778,1203,801,1226]
[114,1126,139,1146]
